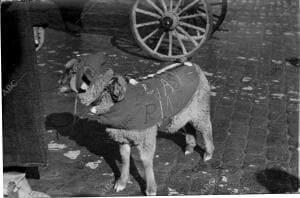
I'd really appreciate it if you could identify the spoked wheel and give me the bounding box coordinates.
[131,0,213,61]
[210,0,227,33]
[181,0,227,39]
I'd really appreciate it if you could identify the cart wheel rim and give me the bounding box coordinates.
[131,0,213,61]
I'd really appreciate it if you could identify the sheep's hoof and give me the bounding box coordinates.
[203,152,213,162]
[145,189,157,196]
[184,145,194,155]
[114,179,127,192]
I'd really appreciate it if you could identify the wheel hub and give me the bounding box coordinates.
[160,13,178,31]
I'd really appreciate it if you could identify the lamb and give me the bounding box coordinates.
[60,59,214,196]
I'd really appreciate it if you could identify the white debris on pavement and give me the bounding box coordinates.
[54,70,63,74]
[242,77,252,82]
[243,187,250,191]
[209,178,216,185]
[102,173,114,176]
[248,57,258,61]
[228,188,239,193]
[48,141,67,151]
[272,93,285,99]
[46,129,56,133]
[258,96,267,100]
[271,59,283,64]
[221,176,228,182]
[164,162,170,166]
[289,98,300,102]
[85,160,102,169]
[63,150,81,160]
[108,54,117,57]
[237,56,246,60]
[288,90,299,95]
[242,86,253,91]
[155,155,159,158]
[283,32,294,36]
[38,63,46,67]
[167,187,184,196]
[271,79,280,83]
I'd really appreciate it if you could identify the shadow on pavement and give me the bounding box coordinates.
[157,122,206,158]
[256,168,300,193]
[45,112,146,193]
[110,36,159,61]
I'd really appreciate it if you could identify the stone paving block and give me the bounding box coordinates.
[289,147,299,171]
[229,121,249,137]
[222,148,244,168]
[249,117,268,129]
[213,129,228,143]
[219,96,235,106]
[245,133,267,155]
[266,147,289,163]
[167,169,193,195]
[231,111,251,123]
[268,123,287,135]
[190,170,218,194]
[288,122,299,138]
[251,105,269,117]
[288,137,298,148]
[224,135,246,151]
[234,101,252,114]
[266,134,288,147]
[214,106,234,120]
[287,112,299,124]
[243,154,266,170]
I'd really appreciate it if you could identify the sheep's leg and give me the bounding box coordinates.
[114,143,131,192]
[137,132,157,196]
[185,133,196,155]
[191,117,214,162]
[182,126,196,155]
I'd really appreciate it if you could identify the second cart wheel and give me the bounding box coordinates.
[210,0,227,33]
[131,0,213,62]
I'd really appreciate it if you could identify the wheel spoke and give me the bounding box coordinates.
[145,0,164,15]
[174,0,183,13]
[135,8,161,19]
[179,21,206,33]
[168,31,173,56]
[180,13,204,20]
[142,28,159,41]
[176,26,198,47]
[159,0,168,12]
[178,0,200,15]
[210,2,223,6]
[154,32,166,52]
[169,0,173,11]
[136,20,160,28]
[175,30,187,54]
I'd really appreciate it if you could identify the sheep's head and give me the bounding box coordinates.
[77,69,127,115]
[59,58,95,93]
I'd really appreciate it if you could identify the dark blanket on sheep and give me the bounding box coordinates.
[94,65,199,130]
[2,2,47,167]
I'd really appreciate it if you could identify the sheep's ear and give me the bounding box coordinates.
[64,58,79,69]
[109,75,127,102]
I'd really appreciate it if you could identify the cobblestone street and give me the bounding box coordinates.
[28,0,299,196]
